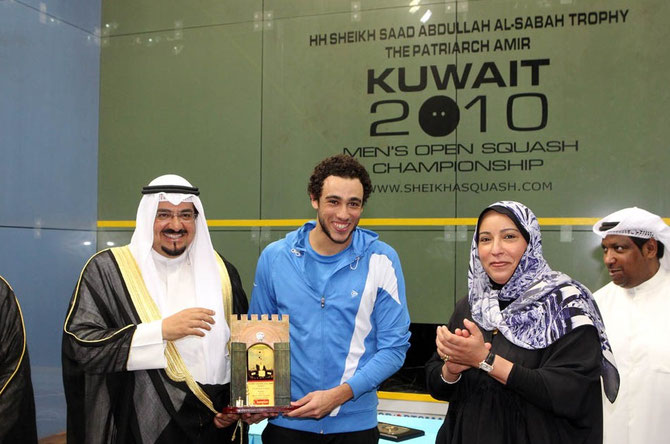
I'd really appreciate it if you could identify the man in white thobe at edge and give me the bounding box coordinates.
[592,207,670,444]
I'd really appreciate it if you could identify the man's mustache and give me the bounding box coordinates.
[162,229,187,235]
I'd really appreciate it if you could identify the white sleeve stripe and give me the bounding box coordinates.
[331,254,399,416]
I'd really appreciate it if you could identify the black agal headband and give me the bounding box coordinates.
[141,185,200,196]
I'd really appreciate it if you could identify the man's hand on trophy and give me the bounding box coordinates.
[286,384,353,419]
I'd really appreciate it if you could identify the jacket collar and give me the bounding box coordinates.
[287,221,378,264]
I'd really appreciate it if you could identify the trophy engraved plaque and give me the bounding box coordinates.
[222,314,294,413]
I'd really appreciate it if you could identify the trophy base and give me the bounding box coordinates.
[220,405,297,414]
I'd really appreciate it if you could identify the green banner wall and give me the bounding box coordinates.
[98,0,670,324]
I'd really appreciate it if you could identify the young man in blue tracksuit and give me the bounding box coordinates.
[249,154,411,443]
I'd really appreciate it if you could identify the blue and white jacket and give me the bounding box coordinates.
[249,221,411,434]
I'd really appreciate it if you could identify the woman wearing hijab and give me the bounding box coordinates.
[426,201,619,444]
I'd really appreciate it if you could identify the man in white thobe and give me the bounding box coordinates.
[63,174,250,443]
[592,207,670,444]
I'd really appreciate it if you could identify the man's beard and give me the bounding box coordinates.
[161,229,188,256]
[317,214,355,245]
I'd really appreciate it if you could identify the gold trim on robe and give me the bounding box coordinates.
[0,276,27,397]
[63,249,137,343]
[111,246,233,413]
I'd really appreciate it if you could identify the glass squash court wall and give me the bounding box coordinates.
[98,0,670,324]
[0,0,101,436]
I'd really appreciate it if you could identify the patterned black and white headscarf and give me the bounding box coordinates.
[468,200,619,402]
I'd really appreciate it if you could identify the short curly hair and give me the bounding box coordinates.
[307,154,372,205]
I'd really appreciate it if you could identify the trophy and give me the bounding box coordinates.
[222,314,295,413]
